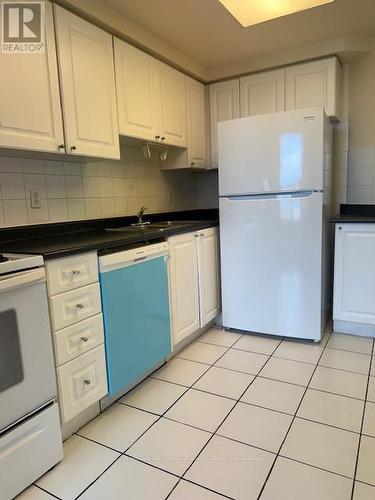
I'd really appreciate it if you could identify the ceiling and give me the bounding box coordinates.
[103,0,375,69]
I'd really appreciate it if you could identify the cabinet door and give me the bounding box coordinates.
[114,39,159,142]
[186,77,207,168]
[54,6,120,159]
[333,224,375,325]
[0,2,64,153]
[157,62,187,147]
[240,70,285,118]
[168,232,200,345]
[197,227,220,327]
[285,57,340,119]
[209,79,240,168]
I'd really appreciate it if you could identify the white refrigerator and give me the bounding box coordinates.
[218,107,332,341]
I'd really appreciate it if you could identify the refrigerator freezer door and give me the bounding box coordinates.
[220,192,323,340]
[218,107,324,196]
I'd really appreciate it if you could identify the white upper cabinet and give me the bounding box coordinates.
[209,79,240,168]
[333,224,375,326]
[186,77,207,168]
[285,57,340,120]
[240,69,285,118]
[54,6,120,159]
[114,40,187,148]
[197,227,220,327]
[0,2,64,153]
[157,62,187,147]
[114,39,159,142]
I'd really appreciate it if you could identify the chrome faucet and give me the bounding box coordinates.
[136,206,148,225]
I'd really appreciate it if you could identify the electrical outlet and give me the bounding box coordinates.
[30,189,41,209]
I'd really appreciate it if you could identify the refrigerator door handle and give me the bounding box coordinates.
[223,190,319,201]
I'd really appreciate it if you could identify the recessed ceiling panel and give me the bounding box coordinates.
[218,0,335,27]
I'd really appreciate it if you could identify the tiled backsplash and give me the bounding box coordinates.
[332,121,349,215]
[0,145,198,227]
[347,146,375,204]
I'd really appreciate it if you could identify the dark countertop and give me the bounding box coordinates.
[0,209,219,259]
[330,204,375,223]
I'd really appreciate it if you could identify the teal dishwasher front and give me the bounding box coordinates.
[99,242,171,396]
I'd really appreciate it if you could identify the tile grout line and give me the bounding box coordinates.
[163,332,283,500]
[34,484,62,500]
[255,329,333,499]
[73,454,123,500]
[350,337,375,500]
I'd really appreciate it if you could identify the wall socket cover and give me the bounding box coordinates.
[30,189,41,209]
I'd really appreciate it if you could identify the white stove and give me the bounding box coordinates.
[0,252,44,275]
[0,251,63,499]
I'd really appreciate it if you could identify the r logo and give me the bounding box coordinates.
[1,2,45,53]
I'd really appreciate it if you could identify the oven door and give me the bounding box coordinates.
[0,267,57,432]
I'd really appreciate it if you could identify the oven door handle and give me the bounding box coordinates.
[0,268,46,293]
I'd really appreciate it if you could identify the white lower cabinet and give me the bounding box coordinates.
[197,227,221,327]
[168,231,200,344]
[168,227,220,345]
[46,252,108,424]
[333,223,375,327]
[57,346,108,423]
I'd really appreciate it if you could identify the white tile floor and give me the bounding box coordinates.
[18,326,375,500]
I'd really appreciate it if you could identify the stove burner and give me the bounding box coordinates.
[0,253,9,263]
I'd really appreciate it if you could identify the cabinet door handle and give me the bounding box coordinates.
[70,145,77,151]
[80,336,89,343]
[71,270,81,276]
[161,137,165,141]
[84,379,91,385]
[338,226,342,230]
[57,144,65,150]
[155,135,160,140]
[76,303,85,309]
[194,233,199,237]
[190,162,195,166]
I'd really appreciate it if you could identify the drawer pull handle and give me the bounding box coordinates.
[80,336,89,343]
[84,379,91,385]
[76,303,85,309]
[72,270,81,276]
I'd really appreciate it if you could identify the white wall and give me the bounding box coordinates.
[347,49,375,204]
[0,146,197,227]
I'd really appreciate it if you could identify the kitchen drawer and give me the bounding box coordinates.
[53,314,104,366]
[49,283,101,331]
[46,252,98,296]
[57,346,108,423]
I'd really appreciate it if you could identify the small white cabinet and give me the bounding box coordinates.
[114,40,159,142]
[54,6,120,159]
[0,2,64,153]
[168,231,200,344]
[114,39,187,147]
[333,223,375,328]
[158,62,187,147]
[168,227,220,345]
[286,57,340,120]
[209,80,240,168]
[197,227,221,327]
[186,77,207,168]
[240,69,285,118]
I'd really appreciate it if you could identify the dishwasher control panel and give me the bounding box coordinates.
[99,242,169,272]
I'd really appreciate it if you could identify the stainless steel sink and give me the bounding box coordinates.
[105,221,197,233]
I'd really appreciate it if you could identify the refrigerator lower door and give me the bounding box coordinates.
[220,192,323,340]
